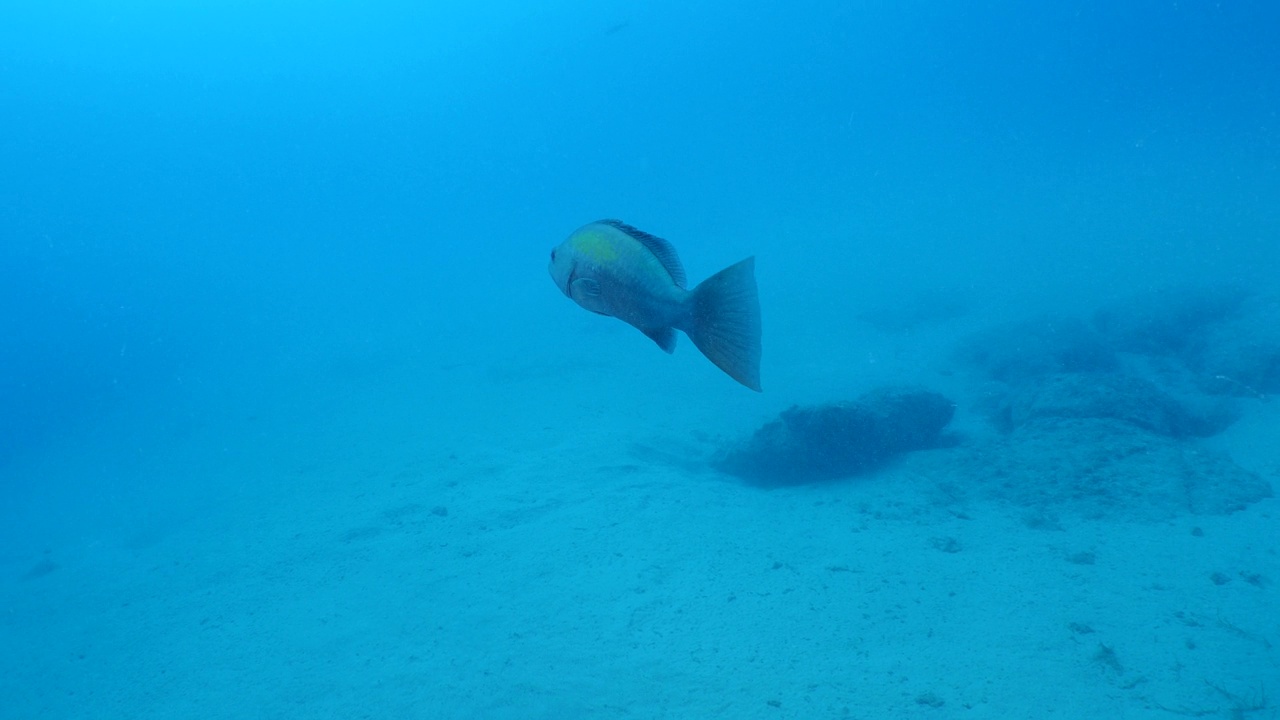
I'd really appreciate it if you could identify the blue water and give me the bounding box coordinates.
[3,2,1278,717]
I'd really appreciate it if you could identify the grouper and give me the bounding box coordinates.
[548,219,762,391]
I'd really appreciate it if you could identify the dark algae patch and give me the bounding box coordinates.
[20,557,59,582]
[714,388,955,486]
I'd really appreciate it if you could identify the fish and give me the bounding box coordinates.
[548,219,762,391]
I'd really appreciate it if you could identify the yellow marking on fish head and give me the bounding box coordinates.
[571,230,620,264]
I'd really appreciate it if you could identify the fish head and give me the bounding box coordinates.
[548,240,577,297]
[549,224,615,298]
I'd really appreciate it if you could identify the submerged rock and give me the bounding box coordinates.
[1192,293,1280,397]
[714,388,955,485]
[955,315,1118,385]
[1004,372,1236,439]
[934,285,1274,521]
[1093,283,1249,357]
[1091,285,1278,397]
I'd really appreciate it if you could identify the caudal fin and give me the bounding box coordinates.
[687,257,762,391]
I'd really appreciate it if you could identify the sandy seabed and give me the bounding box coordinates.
[2,313,1277,720]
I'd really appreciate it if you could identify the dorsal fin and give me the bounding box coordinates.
[599,219,687,288]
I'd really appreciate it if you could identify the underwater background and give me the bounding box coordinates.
[2,1,1278,717]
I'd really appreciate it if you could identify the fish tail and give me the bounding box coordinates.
[686,257,763,391]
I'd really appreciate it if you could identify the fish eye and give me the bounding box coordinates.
[550,249,557,262]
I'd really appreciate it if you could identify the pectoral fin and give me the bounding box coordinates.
[571,277,602,298]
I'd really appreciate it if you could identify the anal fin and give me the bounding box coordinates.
[642,326,678,353]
